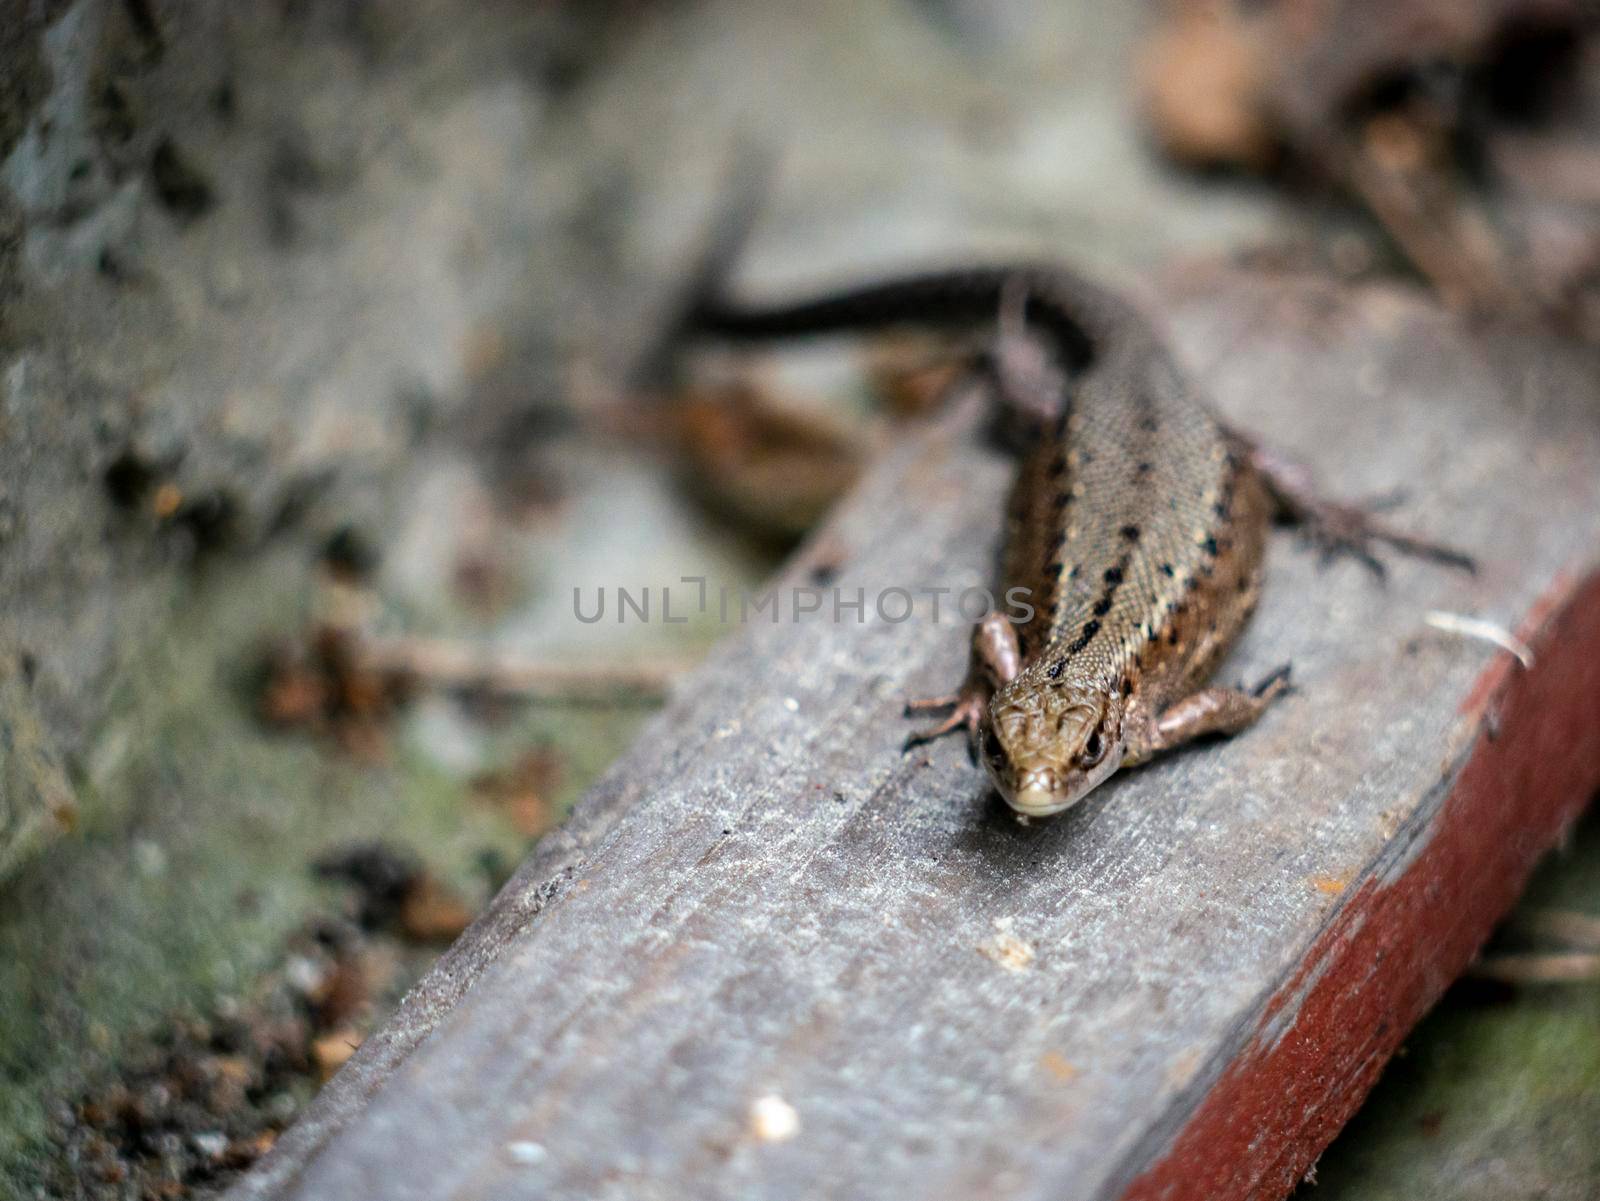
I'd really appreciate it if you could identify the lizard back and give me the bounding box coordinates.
[690,263,1272,713]
[1002,337,1269,712]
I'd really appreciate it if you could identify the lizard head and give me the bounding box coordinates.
[981,676,1124,817]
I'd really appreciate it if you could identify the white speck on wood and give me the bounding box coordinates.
[504,1141,547,1166]
[750,1095,801,1143]
[981,918,1037,972]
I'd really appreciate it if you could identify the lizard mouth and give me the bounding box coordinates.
[990,765,1076,817]
[989,751,1122,817]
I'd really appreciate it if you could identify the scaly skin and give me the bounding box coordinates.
[691,265,1464,817]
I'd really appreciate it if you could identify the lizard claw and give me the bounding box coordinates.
[903,690,987,763]
[1249,662,1294,701]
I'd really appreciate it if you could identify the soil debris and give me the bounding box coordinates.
[313,840,474,944]
[470,745,567,838]
[44,848,477,1197]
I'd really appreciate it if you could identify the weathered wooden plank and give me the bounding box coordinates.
[230,266,1600,1201]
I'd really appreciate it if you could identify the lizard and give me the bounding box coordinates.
[687,265,1472,818]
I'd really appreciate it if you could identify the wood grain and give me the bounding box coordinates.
[229,266,1600,1201]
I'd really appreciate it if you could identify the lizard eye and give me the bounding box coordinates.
[982,726,1004,763]
[1079,730,1105,768]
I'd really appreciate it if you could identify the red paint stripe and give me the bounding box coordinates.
[1121,568,1600,1201]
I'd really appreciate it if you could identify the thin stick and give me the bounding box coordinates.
[1423,611,1534,669]
[1471,952,1600,985]
[1517,908,1600,952]
[358,636,691,705]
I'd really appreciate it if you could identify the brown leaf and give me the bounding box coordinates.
[312,1029,363,1081]
[399,874,474,944]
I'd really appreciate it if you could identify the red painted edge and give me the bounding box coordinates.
[1121,568,1600,1201]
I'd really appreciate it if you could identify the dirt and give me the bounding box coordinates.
[41,846,470,1201]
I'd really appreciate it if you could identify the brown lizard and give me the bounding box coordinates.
[690,266,1471,817]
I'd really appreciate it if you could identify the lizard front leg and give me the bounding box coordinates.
[1122,665,1292,766]
[904,611,1022,759]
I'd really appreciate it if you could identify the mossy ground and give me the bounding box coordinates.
[0,543,663,1192]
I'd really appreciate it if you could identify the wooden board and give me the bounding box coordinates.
[229,266,1600,1201]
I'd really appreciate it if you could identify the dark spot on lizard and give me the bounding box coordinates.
[1103,566,1123,585]
[1167,627,1180,646]
[1048,658,1066,679]
[1139,415,1158,433]
[1135,461,1152,477]
[1120,524,1141,543]
[1065,620,1101,655]
[1092,598,1112,616]
[1120,676,1134,697]
[1201,536,1219,557]
[1049,455,1067,476]
[1159,562,1174,577]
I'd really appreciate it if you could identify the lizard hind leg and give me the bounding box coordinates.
[903,611,1023,762]
[973,275,1071,449]
[1247,441,1476,579]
